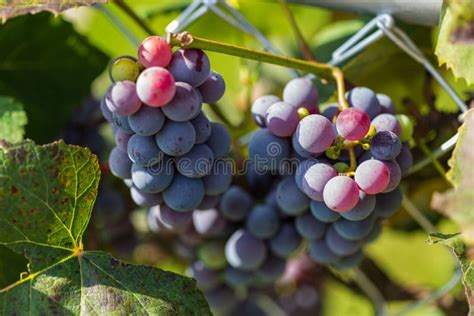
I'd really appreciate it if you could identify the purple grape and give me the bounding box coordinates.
[295,159,318,191]
[310,200,341,223]
[246,162,273,192]
[323,176,360,212]
[370,131,402,160]
[114,129,131,152]
[109,146,132,179]
[346,87,381,118]
[295,213,326,239]
[163,174,204,211]
[224,267,253,288]
[283,77,319,113]
[197,195,220,210]
[276,176,310,216]
[265,101,300,137]
[308,239,339,264]
[355,159,390,194]
[220,186,253,221]
[136,66,176,107]
[301,163,338,201]
[206,122,231,159]
[251,95,281,127]
[292,133,317,159]
[127,134,164,167]
[197,71,226,104]
[203,160,233,195]
[100,96,113,122]
[191,112,212,144]
[372,113,401,136]
[204,286,238,313]
[340,192,376,221]
[376,93,395,114]
[322,103,339,121]
[246,204,280,239]
[162,82,202,122]
[325,225,361,256]
[193,208,228,237]
[131,158,174,193]
[294,115,335,154]
[225,229,267,271]
[106,81,142,115]
[190,260,221,290]
[176,144,214,178]
[333,250,364,269]
[374,187,402,218]
[156,204,192,232]
[249,129,290,172]
[269,223,302,258]
[336,107,371,141]
[128,105,165,136]
[130,186,163,207]
[168,49,211,87]
[255,256,286,284]
[155,120,196,156]
[333,215,375,240]
[112,113,134,134]
[382,160,402,192]
[396,144,413,174]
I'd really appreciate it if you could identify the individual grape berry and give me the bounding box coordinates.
[336,107,371,141]
[203,160,233,196]
[156,204,193,232]
[128,105,165,136]
[325,225,361,256]
[322,103,339,121]
[308,239,339,264]
[189,261,221,291]
[382,160,402,193]
[346,87,381,118]
[223,267,253,288]
[138,36,172,68]
[371,113,401,135]
[370,131,402,160]
[225,229,267,271]
[255,256,286,284]
[168,48,211,87]
[265,101,300,137]
[109,146,132,179]
[136,67,176,107]
[163,174,204,212]
[162,82,202,122]
[131,158,174,193]
[333,250,364,269]
[294,114,336,154]
[176,144,214,178]
[276,176,310,216]
[310,200,341,223]
[333,215,375,240]
[396,144,413,174]
[130,186,163,208]
[106,81,142,115]
[301,163,338,201]
[246,204,280,239]
[206,122,231,158]
[396,114,414,142]
[323,176,360,212]
[193,208,228,237]
[283,77,319,114]
[198,240,227,270]
[248,129,290,171]
[295,213,326,240]
[251,95,281,127]
[155,120,196,156]
[269,223,302,259]
[197,71,226,104]
[246,162,273,193]
[355,159,390,194]
[294,159,318,191]
[112,113,134,134]
[114,129,131,152]
[220,186,253,221]
[110,56,140,82]
[340,192,376,221]
[191,112,212,144]
[292,133,317,159]
[127,134,164,167]
[373,187,402,218]
[100,97,113,122]
[376,94,395,114]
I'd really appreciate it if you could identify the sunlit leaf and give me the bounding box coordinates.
[0,96,27,143]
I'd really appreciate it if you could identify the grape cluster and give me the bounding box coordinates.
[248,79,413,267]
[102,36,232,214]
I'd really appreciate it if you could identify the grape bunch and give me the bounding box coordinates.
[249,78,413,267]
[102,36,232,214]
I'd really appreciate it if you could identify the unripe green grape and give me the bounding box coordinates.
[198,240,227,270]
[334,162,349,173]
[396,114,414,142]
[110,56,140,82]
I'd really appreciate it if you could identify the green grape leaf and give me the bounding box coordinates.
[0,245,27,288]
[0,140,211,315]
[428,233,474,313]
[0,13,108,143]
[0,96,27,143]
[431,109,474,243]
[0,0,107,22]
[436,0,474,85]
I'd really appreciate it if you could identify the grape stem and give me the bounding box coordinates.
[114,0,155,36]
[167,32,350,109]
